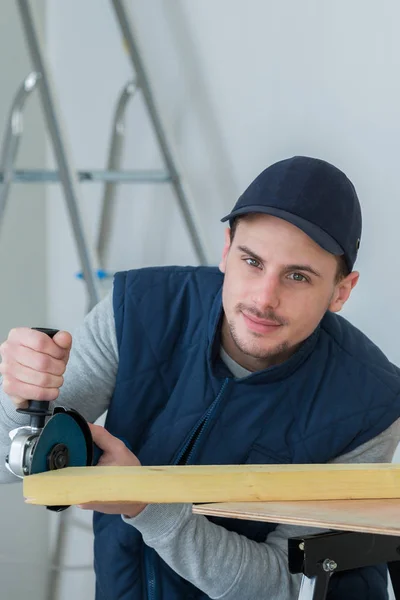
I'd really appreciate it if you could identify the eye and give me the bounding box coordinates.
[288,272,308,283]
[245,257,261,269]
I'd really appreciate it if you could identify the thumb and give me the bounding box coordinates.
[89,423,118,453]
[53,330,72,351]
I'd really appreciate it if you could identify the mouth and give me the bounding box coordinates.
[241,311,283,335]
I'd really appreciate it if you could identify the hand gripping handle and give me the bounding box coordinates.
[16,328,59,429]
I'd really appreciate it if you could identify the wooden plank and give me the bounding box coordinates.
[193,499,400,536]
[23,463,400,506]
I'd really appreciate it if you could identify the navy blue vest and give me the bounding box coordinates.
[93,267,400,599]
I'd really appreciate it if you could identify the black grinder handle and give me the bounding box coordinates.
[16,328,59,429]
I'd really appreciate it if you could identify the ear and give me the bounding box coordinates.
[219,228,232,274]
[329,271,359,313]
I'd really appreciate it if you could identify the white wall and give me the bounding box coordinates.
[0,1,48,599]
[47,0,400,361]
[43,0,400,598]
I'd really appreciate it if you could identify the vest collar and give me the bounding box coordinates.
[207,286,320,383]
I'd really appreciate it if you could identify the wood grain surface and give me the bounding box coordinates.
[23,463,400,507]
[193,499,400,535]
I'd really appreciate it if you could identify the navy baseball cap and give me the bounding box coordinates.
[221,156,362,272]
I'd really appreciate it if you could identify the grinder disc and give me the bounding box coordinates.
[30,412,88,475]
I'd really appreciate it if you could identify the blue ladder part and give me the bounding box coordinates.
[75,269,112,280]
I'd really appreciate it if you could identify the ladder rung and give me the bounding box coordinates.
[0,169,172,183]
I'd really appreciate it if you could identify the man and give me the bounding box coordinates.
[1,155,400,599]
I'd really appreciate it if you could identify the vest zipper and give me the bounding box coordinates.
[145,378,230,600]
[182,378,229,465]
[144,546,157,600]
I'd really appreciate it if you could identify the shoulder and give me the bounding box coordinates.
[114,266,222,301]
[320,311,400,394]
[112,267,223,347]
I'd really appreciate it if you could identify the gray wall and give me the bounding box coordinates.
[0,1,48,599]
[46,0,400,365]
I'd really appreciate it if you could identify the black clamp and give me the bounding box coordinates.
[289,530,400,599]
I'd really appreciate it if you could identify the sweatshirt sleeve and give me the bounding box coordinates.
[0,289,118,483]
[122,419,400,599]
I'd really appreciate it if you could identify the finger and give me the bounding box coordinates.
[96,455,111,466]
[77,503,114,514]
[9,397,29,409]
[1,376,60,402]
[7,328,71,360]
[1,344,67,375]
[53,331,72,365]
[53,331,72,351]
[77,502,144,514]
[88,423,124,453]
[77,502,120,509]
[0,362,63,389]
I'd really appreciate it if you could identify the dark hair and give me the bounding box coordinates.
[334,255,350,283]
[229,216,350,283]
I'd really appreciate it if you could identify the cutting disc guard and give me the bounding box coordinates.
[30,412,89,475]
[29,408,93,512]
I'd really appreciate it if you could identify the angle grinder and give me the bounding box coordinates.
[5,328,93,511]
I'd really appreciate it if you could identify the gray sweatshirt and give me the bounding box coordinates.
[1,290,399,600]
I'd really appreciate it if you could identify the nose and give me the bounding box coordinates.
[253,273,281,310]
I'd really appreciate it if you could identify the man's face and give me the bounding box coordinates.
[219,214,358,371]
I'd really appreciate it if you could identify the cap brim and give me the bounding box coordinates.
[221,205,344,256]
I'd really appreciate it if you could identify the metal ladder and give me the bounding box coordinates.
[0,2,210,599]
[0,0,209,313]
